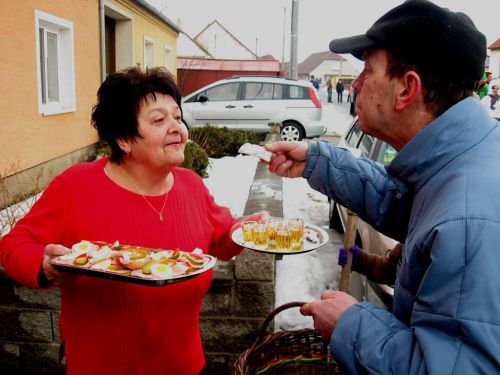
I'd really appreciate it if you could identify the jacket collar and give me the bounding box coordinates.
[387,97,498,191]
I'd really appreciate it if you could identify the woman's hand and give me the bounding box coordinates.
[241,211,272,224]
[41,244,73,287]
[229,211,272,238]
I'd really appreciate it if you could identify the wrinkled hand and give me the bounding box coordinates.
[338,245,362,268]
[300,291,358,340]
[264,141,309,178]
[41,244,73,286]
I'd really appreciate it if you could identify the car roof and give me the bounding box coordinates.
[182,75,313,100]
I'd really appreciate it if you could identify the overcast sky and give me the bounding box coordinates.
[146,0,499,70]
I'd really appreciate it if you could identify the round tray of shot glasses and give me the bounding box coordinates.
[231,217,329,255]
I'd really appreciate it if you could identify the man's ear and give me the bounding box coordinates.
[395,71,421,112]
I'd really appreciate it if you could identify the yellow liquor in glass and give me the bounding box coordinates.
[276,226,291,250]
[253,223,269,248]
[266,220,279,249]
[242,221,256,243]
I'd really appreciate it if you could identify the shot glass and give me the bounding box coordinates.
[276,222,291,250]
[288,220,304,251]
[241,221,257,243]
[253,223,269,248]
[266,219,280,249]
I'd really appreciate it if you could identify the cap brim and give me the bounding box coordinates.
[329,34,376,60]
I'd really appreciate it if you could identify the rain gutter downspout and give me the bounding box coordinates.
[98,0,106,82]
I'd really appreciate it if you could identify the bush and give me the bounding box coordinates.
[181,141,210,177]
[188,125,258,158]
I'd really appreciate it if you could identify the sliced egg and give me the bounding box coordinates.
[71,240,97,253]
[150,263,173,278]
[90,259,112,270]
[192,248,203,255]
[150,250,173,260]
[58,250,86,262]
[89,246,112,262]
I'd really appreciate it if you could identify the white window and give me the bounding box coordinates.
[144,36,155,69]
[164,44,172,73]
[35,10,75,115]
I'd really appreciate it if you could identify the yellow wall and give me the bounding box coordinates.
[108,0,178,74]
[0,1,100,177]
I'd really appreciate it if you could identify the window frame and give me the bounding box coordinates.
[35,10,76,116]
[144,35,155,69]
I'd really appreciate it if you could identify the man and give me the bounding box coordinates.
[481,84,500,119]
[310,75,320,91]
[478,71,493,99]
[336,79,344,102]
[265,1,500,373]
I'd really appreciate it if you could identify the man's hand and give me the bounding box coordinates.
[264,141,309,178]
[300,291,358,340]
[41,244,72,286]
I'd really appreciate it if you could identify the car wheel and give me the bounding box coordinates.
[280,122,304,141]
[329,198,344,233]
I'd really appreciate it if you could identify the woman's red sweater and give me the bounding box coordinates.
[0,157,242,374]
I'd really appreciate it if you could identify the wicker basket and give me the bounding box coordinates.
[234,302,343,375]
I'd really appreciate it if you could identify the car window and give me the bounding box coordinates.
[376,142,397,164]
[345,122,363,147]
[288,85,308,99]
[204,83,240,101]
[244,82,273,100]
[273,84,284,99]
[358,134,374,158]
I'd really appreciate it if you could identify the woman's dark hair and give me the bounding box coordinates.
[91,67,182,162]
[385,51,473,118]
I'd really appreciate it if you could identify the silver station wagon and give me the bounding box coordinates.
[182,76,325,141]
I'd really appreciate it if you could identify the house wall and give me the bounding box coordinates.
[489,50,500,78]
[107,0,178,74]
[311,60,358,86]
[0,1,100,181]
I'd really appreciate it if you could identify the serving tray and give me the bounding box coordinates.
[231,223,328,255]
[50,242,216,286]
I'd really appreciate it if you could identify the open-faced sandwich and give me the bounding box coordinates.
[51,240,213,280]
[238,143,273,163]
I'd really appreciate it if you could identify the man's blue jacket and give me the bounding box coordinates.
[304,97,500,374]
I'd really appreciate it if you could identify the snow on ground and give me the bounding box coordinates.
[204,156,340,331]
[202,155,258,218]
[274,178,338,330]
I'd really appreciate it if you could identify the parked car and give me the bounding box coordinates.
[182,76,325,141]
[329,117,398,308]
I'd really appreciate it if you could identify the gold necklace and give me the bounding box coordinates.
[121,166,169,222]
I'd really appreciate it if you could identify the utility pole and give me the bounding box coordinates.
[289,0,299,79]
[281,6,286,64]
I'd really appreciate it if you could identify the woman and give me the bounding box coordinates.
[0,67,269,374]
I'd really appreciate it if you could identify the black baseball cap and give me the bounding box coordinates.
[329,0,486,88]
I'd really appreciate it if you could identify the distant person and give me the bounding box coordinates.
[265,1,500,373]
[477,71,493,99]
[481,84,500,118]
[336,79,344,102]
[310,75,320,91]
[327,79,333,103]
[349,87,358,117]
[0,67,270,375]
